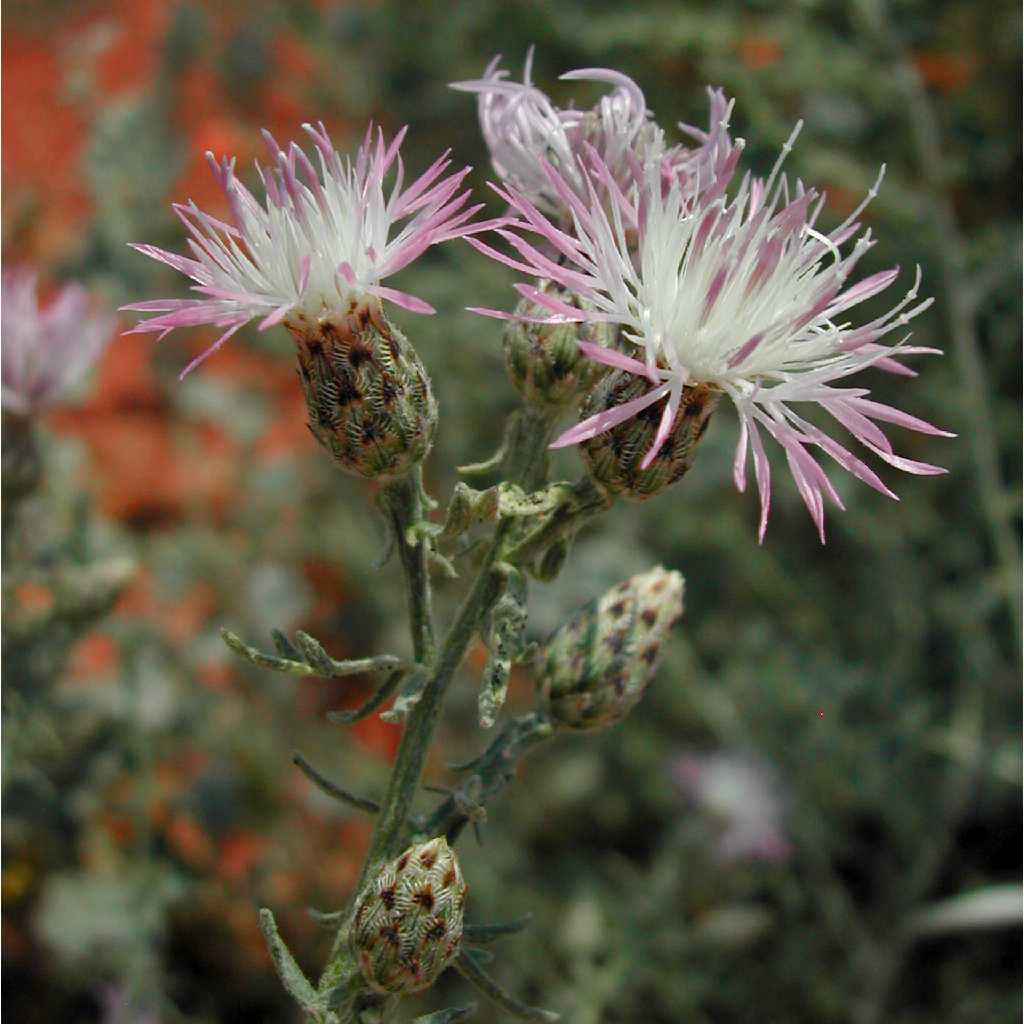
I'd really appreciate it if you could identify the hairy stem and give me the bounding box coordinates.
[318,408,559,998]
[383,466,436,666]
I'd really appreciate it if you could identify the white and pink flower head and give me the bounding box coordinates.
[123,123,492,377]
[2,267,115,416]
[451,52,735,221]
[470,118,953,541]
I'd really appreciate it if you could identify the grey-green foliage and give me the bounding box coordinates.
[4,0,1018,1022]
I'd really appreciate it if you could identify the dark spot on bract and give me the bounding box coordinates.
[641,644,659,665]
[640,608,657,626]
[348,340,375,369]
[379,922,400,946]
[379,885,396,910]
[413,887,435,911]
[427,918,446,940]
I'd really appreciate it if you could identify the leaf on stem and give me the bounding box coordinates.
[257,908,320,1014]
[454,950,560,1022]
[292,752,380,814]
[327,668,408,725]
[464,914,534,944]
[222,626,411,680]
[412,1005,477,1023]
[479,568,530,729]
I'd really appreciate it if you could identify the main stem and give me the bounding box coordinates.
[383,466,435,667]
[318,407,557,995]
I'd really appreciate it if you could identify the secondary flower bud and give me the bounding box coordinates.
[538,565,684,731]
[503,282,618,408]
[288,300,438,480]
[579,370,720,502]
[350,836,467,995]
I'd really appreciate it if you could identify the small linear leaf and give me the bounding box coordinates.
[412,1004,477,1023]
[327,669,407,725]
[292,753,380,814]
[464,915,534,944]
[258,909,319,1013]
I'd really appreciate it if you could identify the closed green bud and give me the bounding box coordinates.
[288,300,437,480]
[503,282,618,408]
[580,371,720,502]
[350,837,467,995]
[538,566,684,731]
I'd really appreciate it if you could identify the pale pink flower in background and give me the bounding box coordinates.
[123,123,495,377]
[470,122,953,541]
[451,52,735,219]
[672,751,790,864]
[1,268,116,416]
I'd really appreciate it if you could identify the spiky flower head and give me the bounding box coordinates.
[538,566,684,731]
[501,280,620,407]
[451,53,733,222]
[124,122,489,378]
[350,836,467,995]
[2,268,115,417]
[473,118,953,540]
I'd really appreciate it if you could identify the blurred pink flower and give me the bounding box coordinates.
[470,122,953,540]
[124,123,496,377]
[672,750,790,864]
[452,52,735,219]
[2,268,115,416]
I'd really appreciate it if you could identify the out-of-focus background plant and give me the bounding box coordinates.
[2,1,1020,1021]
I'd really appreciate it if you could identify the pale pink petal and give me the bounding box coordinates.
[367,285,435,314]
[550,382,671,448]
[640,390,680,469]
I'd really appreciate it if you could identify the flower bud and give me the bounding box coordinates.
[579,371,720,502]
[503,281,618,408]
[538,566,684,731]
[288,300,437,480]
[350,836,467,995]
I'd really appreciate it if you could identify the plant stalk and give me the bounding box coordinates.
[318,407,559,997]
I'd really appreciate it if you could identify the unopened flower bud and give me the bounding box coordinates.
[350,836,467,995]
[288,300,437,480]
[503,282,618,408]
[580,371,720,502]
[538,566,684,731]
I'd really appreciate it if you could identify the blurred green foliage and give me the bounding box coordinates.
[2,1,1020,1022]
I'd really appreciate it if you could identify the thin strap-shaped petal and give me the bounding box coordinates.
[551,382,671,449]
[366,285,435,314]
[640,388,681,469]
[178,320,247,379]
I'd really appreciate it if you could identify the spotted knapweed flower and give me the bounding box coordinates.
[124,122,487,376]
[2,268,115,416]
[451,52,735,221]
[125,123,496,478]
[471,121,952,538]
[672,751,790,864]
